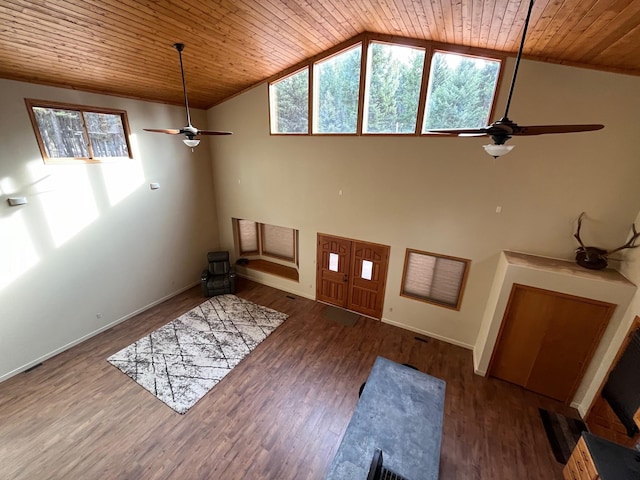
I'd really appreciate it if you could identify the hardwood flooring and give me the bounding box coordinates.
[0,278,570,479]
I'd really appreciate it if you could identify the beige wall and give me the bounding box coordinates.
[0,79,219,381]
[3,51,640,415]
[208,57,640,353]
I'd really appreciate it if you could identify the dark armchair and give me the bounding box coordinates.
[201,251,236,297]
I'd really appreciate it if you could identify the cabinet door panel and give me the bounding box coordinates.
[489,285,553,387]
[526,296,612,402]
[490,284,613,403]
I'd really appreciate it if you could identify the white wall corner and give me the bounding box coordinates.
[473,251,509,375]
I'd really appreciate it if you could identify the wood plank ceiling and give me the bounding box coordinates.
[1,0,639,109]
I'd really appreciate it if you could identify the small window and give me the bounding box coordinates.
[261,224,296,261]
[269,68,309,134]
[26,99,132,163]
[363,42,425,134]
[313,44,362,134]
[235,218,298,265]
[400,249,470,310]
[422,52,501,131]
[237,219,259,255]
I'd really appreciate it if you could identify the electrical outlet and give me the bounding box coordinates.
[96,313,102,319]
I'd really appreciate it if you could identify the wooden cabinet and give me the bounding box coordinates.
[489,284,614,403]
[564,437,599,480]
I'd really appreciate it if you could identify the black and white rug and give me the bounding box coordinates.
[108,294,288,414]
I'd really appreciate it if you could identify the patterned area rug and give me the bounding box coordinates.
[108,294,288,414]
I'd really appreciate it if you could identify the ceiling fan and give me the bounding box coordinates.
[427,0,603,158]
[144,43,231,149]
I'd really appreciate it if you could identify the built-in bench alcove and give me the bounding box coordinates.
[236,258,299,282]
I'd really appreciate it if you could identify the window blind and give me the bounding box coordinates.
[401,249,468,309]
[238,219,259,254]
[261,224,295,261]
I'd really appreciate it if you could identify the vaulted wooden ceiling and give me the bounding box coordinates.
[1,0,639,109]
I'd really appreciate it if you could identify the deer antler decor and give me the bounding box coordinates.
[574,212,640,270]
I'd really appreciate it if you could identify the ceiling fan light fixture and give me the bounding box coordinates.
[143,43,232,144]
[425,0,603,157]
[483,143,514,158]
[183,138,200,148]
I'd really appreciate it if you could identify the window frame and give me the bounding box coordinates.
[235,218,299,267]
[260,223,297,262]
[400,248,471,311]
[311,42,363,135]
[362,40,427,135]
[421,49,503,133]
[267,33,505,137]
[268,67,310,135]
[237,219,260,256]
[25,99,133,164]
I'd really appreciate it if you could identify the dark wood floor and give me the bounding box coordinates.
[0,278,571,479]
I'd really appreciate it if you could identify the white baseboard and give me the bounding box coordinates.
[381,317,474,350]
[0,282,199,384]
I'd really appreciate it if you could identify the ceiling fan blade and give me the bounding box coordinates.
[512,124,605,136]
[426,128,489,136]
[425,0,602,156]
[144,44,232,147]
[197,130,233,136]
[143,128,181,134]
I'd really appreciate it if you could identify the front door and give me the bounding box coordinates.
[316,234,390,319]
[316,234,351,307]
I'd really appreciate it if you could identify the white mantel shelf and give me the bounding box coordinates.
[473,250,636,414]
[503,251,635,287]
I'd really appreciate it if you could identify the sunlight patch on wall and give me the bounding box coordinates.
[0,211,39,290]
[36,165,99,247]
[102,133,145,206]
[0,175,18,195]
[101,159,145,206]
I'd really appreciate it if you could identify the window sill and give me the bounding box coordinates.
[242,259,299,282]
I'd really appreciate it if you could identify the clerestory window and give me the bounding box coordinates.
[268,34,502,136]
[422,51,501,131]
[26,99,132,164]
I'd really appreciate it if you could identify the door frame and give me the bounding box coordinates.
[315,233,390,320]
